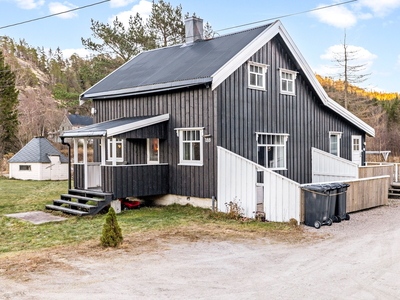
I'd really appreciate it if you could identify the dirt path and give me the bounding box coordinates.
[1,202,400,300]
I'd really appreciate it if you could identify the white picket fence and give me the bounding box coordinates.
[217,147,301,223]
[311,147,359,183]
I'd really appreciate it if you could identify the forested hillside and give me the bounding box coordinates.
[317,75,400,158]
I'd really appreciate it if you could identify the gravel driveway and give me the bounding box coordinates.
[1,201,400,300]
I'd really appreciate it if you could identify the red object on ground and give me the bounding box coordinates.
[119,198,140,210]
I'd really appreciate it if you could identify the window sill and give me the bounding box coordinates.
[269,168,287,171]
[280,91,296,96]
[178,162,203,167]
[106,159,124,163]
[248,86,266,91]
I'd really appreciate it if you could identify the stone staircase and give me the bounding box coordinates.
[388,183,400,201]
[46,189,114,216]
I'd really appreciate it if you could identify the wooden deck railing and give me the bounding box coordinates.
[344,176,389,213]
[101,164,169,198]
[359,164,394,184]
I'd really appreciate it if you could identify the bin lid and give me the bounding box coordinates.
[301,184,331,193]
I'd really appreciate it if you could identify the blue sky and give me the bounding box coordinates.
[0,0,399,93]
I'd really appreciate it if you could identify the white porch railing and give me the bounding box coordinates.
[217,147,301,223]
[311,147,359,183]
[87,163,101,188]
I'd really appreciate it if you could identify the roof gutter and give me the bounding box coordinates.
[80,77,213,101]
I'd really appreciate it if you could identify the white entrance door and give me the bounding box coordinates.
[352,135,362,165]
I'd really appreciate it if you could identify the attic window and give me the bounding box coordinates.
[248,62,268,91]
[279,69,298,96]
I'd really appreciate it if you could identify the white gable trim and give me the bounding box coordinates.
[211,21,375,137]
[106,113,170,137]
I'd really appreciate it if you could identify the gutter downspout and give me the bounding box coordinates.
[61,136,71,190]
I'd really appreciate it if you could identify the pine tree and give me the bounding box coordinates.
[0,50,19,155]
[100,207,123,247]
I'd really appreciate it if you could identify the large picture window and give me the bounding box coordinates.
[176,128,204,166]
[107,138,124,162]
[279,69,297,95]
[248,62,268,90]
[329,132,342,156]
[257,133,289,170]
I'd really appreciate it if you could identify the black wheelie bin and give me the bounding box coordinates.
[335,183,351,221]
[302,184,337,229]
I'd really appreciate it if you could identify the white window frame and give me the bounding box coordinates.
[329,131,342,157]
[147,138,160,165]
[279,68,298,96]
[19,165,31,171]
[175,127,204,166]
[248,62,268,91]
[256,132,289,170]
[107,138,124,162]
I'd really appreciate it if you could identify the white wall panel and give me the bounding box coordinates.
[312,147,358,183]
[218,147,301,223]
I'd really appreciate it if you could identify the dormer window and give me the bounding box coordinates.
[248,62,268,90]
[279,69,297,95]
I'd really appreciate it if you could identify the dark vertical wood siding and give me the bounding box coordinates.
[73,164,84,189]
[93,87,217,198]
[217,36,365,184]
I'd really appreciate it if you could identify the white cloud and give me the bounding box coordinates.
[108,0,152,27]
[365,85,387,93]
[110,0,136,8]
[48,2,78,19]
[62,48,92,59]
[358,0,400,17]
[315,44,377,77]
[13,0,44,9]
[310,4,357,28]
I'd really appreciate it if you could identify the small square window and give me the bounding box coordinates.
[248,62,268,91]
[257,133,288,170]
[280,69,297,96]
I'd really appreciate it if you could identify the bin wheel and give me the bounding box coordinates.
[327,218,333,226]
[334,216,342,223]
[314,221,321,229]
[345,213,350,221]
[123,206,129,211]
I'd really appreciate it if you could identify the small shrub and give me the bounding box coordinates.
[100,207,123,247]
[225,198,244,220]
[288,218,298,228]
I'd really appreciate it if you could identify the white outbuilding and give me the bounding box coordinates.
[8,137,68,180]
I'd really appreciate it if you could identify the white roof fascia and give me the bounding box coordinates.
[106,113,170,137]
[211,20,280,90]
[211,20,375,137]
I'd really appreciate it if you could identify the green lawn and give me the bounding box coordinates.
[0,177,297,254]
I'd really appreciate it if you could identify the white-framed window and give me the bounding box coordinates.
[19,165,31,171]
[279,69,297,95]
[107,138,124,162]
[329,131,342,156]
[175,128,204,166]
[257,133,289,170]
[248,62,268,90]
[147,138,159,164]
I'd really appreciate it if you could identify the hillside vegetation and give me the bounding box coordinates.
[317,75,400,158]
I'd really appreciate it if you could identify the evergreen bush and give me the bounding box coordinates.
[100,207,123,247]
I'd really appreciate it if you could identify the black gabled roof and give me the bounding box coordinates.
[68,114,93,126]
[81,24,272,99]
[8,137,68,163]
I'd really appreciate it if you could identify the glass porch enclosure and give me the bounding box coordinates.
[62,114,170,198]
